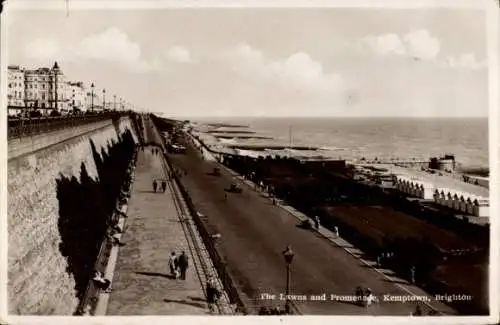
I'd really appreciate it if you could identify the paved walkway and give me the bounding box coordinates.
[105,146,208,315]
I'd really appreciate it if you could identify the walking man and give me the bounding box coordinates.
[161,180,167,193]
[314,216,320,230]
[333,226,339,238]
[178,251,189,280]
[153,180,158,193]
[206,276,220,313]
[410,265,416,284]
[168,252,178,278]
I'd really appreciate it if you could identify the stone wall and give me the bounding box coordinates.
[8,116,137,315]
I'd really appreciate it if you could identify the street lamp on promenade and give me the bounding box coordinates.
[102,89,106,111]
[90,83,95,113]
[114,94,117,112]
[282,245,295,314]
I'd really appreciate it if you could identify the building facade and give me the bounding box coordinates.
[11,62,68,116]
[7,65,26,116]
[65,81,87,113]
[86,91,102,112]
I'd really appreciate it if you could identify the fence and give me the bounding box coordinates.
[7,112,132,139]
[162,150,249,314]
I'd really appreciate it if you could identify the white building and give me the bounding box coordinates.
[24,62,67,115]
[86,90,102,112]
[7,65,25,116]
[65,81,87,113]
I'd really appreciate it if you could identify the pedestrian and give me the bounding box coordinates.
[314,216,320,230]
[355,286,364,306]
[365,288,375,307]
[153,180,158,192]
[177,251,189,280]
[161,180,167,193]
[206,276,220,313]
[333,226,339,238]
[410,266,416,284]
[414,305,422,316]
[168,252,178,278]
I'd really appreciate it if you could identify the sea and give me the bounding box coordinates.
[175,116,489,170]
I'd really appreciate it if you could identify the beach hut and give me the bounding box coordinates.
[473,198,489,217]
[445,191,454,208]
[452,193,461,210]
[458,195,467,213]
[466,197,475,215]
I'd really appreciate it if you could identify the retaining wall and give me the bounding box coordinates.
[8,116,138,315]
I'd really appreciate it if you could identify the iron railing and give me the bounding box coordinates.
[7,112,133,140]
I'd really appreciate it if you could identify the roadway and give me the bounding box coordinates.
[163,131,456,315]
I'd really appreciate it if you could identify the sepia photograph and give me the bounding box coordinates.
[1,0,498,323]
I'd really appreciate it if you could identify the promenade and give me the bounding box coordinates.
[166,131,457,315]
[103,116,209,315]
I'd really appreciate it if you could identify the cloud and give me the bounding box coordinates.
[444,53,487,69]
[77,28,142,63]
[165,46,192,63]
[403,29,441,60]
[222,43,344,93]
[24,38,64,61]
[361,29,486,69]
[23,28,155,72]
[363,33,405,56]
[363,29,440,60]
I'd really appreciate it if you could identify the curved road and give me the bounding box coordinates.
[150,121,453,315]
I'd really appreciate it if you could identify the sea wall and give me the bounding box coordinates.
[8,116,138,315]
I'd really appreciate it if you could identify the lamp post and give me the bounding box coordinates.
[102,89,106,111]
[282,245,294,314]
[90,82,95,113]
[113,94,117,112]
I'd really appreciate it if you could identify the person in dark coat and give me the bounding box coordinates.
[153,180,158,192]
[206,276,220,313]
[177,251,189,280]
[161,180,167,193]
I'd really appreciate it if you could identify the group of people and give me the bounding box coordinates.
[355,286,376,307]
[151,147,161,155]
[153,179,167,193]
[92,270,112,293]
[168,251,190,280]
[206,276,222,313]
[107,147,138,247]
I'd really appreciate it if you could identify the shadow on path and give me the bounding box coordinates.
[135,271,176,279]
[163,298,206,309]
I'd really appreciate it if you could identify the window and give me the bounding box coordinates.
[8,83,11,88]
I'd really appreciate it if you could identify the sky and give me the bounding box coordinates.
[5,4,491,118]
